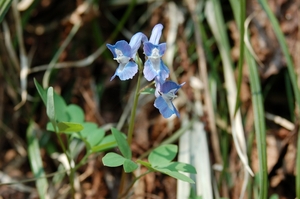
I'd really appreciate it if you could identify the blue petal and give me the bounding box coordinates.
[149,24,163,45]
[143,42,156,56]
[129,32,148,58]
[114,40,131,57]
[158,43,167,56]
[154,76,164,97]
[160,81,183,93]
[143,60,158,81]
[106,44,117,58]
[159,60,170,81]
[111,61,138,81]
[154,96,179,118]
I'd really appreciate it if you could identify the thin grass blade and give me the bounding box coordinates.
[27,121,49,199]
[257,0,300,197]
[0,0,12,23]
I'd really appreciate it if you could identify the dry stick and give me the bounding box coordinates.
[2,20,20,71]
[185,0,222,165]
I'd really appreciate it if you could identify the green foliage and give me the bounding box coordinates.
[103,138,197,183]
[46,87,57,130]
[149,144,177,166]
[91,134,118,153]
[34,80,116,153]
[57,122,84,133]
[102,152,125,167]
[102,128,138,173]
[123,159,138,173]
[27,121,49,199]
[111,127,132,159]
[147,144,196,183]
[0,0,12,23]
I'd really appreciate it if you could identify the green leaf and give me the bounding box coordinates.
[46,122,55,132]
[34,79,47,105]
[111,127,131,159]
[26,121,48,199]
[163,162,197,174]
[149,144,178,167]
[66,104,84,122]
[156,168,195,184]
[102,152,125,167]
[34,79,68,122]
[91,134,117,152]
[0,0,12,23]
[79,122,98,138]
[53,93,68,122]
[123,159,138,173]
[86,128,105,147]
[140,87,155,95]
[57,122,84,133]
[47,87,56,130]
[91,141,117,153]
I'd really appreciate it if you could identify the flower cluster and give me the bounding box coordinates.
[106,24,184,118]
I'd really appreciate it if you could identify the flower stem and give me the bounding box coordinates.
[118,61,143,196]
[127,67,143,145]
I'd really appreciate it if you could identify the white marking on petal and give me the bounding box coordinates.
[161,88,177,109]
[113,49,130,70]
[148,48,161,71]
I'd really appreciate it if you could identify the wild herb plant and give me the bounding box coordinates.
[35,23,196,198]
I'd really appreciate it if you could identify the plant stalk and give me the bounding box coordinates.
[118,61,143,196]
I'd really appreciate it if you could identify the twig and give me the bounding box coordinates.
[265,112,294,131]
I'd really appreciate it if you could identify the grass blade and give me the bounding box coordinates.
[257,0,300,197]
[0,0,12,23]
[27,121,49,199]
[229,0,268,197]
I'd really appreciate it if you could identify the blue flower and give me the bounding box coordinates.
[106,33,147,81]
[154,81,185,118]
[143,42,169,81]
[149,24,163,45]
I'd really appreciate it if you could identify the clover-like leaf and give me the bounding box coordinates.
[91,134,117,153]
[86,128,105,147]
[149,144,178,167]
[66,104,84,123]
[155,167,195,184]
[102,152,125,167]
[111,127,131,159]
[123,159,138,173]
[79,122,98,138]
[162,162,197,174]
[53,94,68,122]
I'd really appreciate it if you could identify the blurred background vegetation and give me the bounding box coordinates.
[0,0,299,198]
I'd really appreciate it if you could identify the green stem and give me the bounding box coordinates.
[127,68,143,145]
[118,60,143,196]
